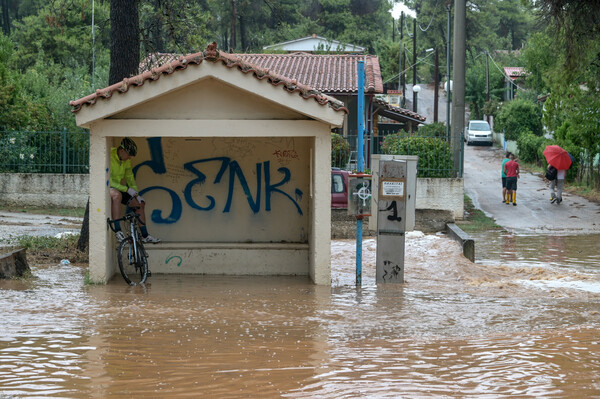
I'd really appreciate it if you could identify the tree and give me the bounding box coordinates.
[109,0,139,85]
[536,0,600,75]
[495,98,542,141]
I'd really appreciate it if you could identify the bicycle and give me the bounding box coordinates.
[107,207,149,286]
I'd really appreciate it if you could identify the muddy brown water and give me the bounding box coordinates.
[1,233,600,398]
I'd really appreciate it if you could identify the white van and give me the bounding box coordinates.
[466,120,493,146]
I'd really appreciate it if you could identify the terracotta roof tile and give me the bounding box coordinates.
[373,98,426,123]
[70,42,348,114]
[140,51,384,94]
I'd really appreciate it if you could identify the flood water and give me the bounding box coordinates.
[1,232,600,398]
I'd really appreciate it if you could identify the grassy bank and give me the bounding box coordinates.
[2,234,88,266]
[456,195,504,234]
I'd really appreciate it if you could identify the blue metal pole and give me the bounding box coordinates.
[356,60,365,287]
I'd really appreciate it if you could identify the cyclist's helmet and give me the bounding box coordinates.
[120,137,137,156]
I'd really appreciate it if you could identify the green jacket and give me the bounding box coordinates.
[110,147,138,193]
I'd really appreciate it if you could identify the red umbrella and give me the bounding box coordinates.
[543,145,572,170]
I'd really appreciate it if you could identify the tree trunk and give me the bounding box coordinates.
[1,0,10,35]
[109,0,140,85]
[79,0,140,251]
[77,199,90,252]
[229,0,237,51]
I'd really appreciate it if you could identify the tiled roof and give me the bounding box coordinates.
[70,42,348,114]
[373,98,426,123]
[504,67,526,80]
[141,51,384,95]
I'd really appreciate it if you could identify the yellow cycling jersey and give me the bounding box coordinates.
[110,147,138,193]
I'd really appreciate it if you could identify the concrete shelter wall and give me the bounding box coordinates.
[114,78,306,121]
[115,136,311,244]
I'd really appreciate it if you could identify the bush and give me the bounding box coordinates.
[495,98,543,141]
[331,132,350,168]
[516,130,549,164]
[381,135,453,177]
[417,122,447,138]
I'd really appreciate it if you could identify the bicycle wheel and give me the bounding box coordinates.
[117,238,148,285]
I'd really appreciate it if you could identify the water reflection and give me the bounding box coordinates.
[1,233,600,397]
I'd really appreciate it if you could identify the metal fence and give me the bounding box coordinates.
[0,130,89,174]
[332,129,463,178]
[0,128,462,177]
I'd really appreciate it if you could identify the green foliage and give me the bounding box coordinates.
[0,132,39,172]
[381,134,453,177]
[495,98,542,141]
[417,122,446,138]
[465,51,505,120]
[3,233,79,250]
[10,1,110,72]
[331,132,350,168]
[515,130,549,164]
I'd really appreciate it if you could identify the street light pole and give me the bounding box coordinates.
[434,48,439,122]
[413,84,422,114]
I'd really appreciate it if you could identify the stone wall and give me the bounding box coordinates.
[0,173,88,208]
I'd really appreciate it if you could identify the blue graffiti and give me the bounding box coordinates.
[135,138,304,224]
[165,254,183,267]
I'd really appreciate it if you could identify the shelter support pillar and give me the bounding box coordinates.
[88,134,112,283]
[310,133,332,285]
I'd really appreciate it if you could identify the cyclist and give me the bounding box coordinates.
[110,137,161,244]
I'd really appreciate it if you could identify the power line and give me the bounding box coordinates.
[418,0,441,32]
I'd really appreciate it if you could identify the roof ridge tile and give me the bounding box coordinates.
[70,42,348,115]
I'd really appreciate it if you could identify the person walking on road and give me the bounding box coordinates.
[501,152,511,203]
[548,165,566,204]
[504,153,520,206]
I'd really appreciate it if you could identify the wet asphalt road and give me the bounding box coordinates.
[463,144,600,235]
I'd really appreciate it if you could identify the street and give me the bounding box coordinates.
[463,143,600,234]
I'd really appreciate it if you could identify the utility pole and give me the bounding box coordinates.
[401,12,406,108]
[485,51,490,103]
[451,0,465,177]
[446,2,451,142]
[434,48,439,122]
[398,12,403,92]
[412,18,417,113]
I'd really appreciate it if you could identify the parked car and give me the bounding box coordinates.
[331,167,350,208]
[465,120,493,146]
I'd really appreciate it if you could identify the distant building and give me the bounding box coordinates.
[503,67,527,101]
[263,34,365,53]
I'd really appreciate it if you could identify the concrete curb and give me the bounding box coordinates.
[446,223,474,262]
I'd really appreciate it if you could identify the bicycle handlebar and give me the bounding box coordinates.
[106,208,142,232]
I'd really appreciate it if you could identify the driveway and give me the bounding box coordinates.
[463,144,600,235]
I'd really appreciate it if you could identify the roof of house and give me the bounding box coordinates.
[70,42,348,114]
[262,34,365,53]
[504,67,526,80]
[373,98,426,124]
[140,51,384,95]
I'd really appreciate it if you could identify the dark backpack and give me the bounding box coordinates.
[545,165,557,181]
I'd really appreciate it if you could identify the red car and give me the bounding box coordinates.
[331,168,350,208]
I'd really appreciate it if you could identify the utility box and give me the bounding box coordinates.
[376,160,407,283]
[369,155,417,231]
[348,173,372,218]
